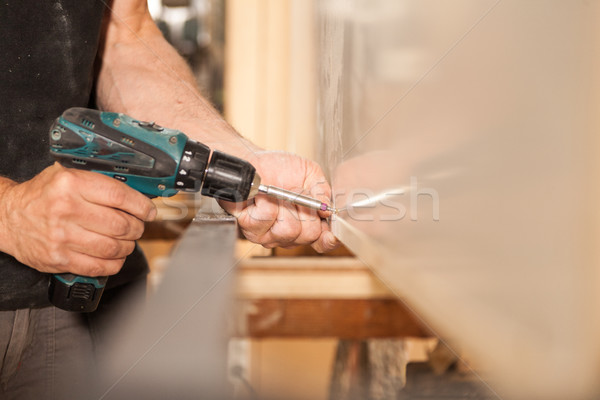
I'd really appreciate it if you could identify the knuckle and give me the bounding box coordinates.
[85,263,105,277]
[80,259,123,277]
[106,185,128,208]
[240,230,259,244]
[140,200,155,220]
[122,240,136,256]
[273,222,301,244]
[281,227,300,243]
[49,226,67,244]
[104,259,126,276]
[109,214,131,237]
[98,238,123,259]
[305,224,322,243]
[48,247,68,270]
[250,231,273,247]
[130,220,145,239]
[295,223,321,245]
[51,169,77,192]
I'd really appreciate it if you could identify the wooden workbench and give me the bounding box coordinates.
[234,256,428,339]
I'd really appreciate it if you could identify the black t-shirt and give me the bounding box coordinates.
[0,0,148,310]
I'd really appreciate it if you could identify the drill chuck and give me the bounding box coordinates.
[173,138,259,202]
[202,150,257,202]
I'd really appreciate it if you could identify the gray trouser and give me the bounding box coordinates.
[0,307,96,400]
[0,279,146,400]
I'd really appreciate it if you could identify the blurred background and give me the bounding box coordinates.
[139,1,600,399]
[142,2,374,400]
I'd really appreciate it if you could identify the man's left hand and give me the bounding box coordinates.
[220,151,339,253]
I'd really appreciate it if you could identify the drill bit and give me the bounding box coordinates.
[258,184,337,213]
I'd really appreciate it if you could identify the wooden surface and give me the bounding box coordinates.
[234,298,428,339]
[235,256,429,338]
[224,0,317,159]
[236,257,393,299]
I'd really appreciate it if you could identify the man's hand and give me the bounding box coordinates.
[220,151,339,253]
[0,163,156,276]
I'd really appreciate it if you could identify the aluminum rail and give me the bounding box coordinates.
[99,207,238,400]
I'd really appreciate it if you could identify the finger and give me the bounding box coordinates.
[267,202,303,245]
[66,226,136,260]
[60,252,127,277]
[240,215,296,248]
[237,195,279,238]
[290,210,322,246]
[308,178,332,201]
[310,231,339,253]
[75,203,145,240]
[75,170,157,221]
[219,198,252,218]
[310,221,340,253]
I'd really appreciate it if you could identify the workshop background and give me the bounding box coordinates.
[138,1,600,400]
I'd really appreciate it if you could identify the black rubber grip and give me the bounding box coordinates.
[201,151,256,202]
[48,274,107,313]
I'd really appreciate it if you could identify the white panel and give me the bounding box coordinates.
[318,1,600,399]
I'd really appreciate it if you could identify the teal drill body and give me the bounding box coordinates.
[51,109,194,197]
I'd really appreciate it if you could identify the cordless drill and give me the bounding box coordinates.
[47,107,262,312]
[48,108,334,312]
[48,107,334,312]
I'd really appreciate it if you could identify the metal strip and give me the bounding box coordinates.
[99,208,237,399]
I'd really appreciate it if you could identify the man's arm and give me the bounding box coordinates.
[95,0,257,160]
[96,0,338,252]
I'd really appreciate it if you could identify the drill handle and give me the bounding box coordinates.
[48,273,108,312]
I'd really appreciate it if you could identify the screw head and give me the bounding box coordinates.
[158,184,166,191]
[113,118,121,127]
[169,136,177,144]
[51,129,61,140]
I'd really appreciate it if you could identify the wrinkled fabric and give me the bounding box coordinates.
[0,307,95,400]
[0,278,147,399]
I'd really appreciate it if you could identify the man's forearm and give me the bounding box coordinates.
[0,177,18,256]
[95,0,339,253]
[95,2,260,161]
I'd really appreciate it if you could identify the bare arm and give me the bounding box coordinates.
[95,0,338,252]
[95,0,259,160]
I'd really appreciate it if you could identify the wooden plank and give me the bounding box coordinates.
[234,299,429,339]
[236,257,395,299]
[237,269,393,299]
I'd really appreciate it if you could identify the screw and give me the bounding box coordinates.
[158,184,166,191]
[51,129,61,140]
[169,136,177,144]
[113,119,121,127]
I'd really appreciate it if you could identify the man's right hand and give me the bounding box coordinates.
[0,163,156,276]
